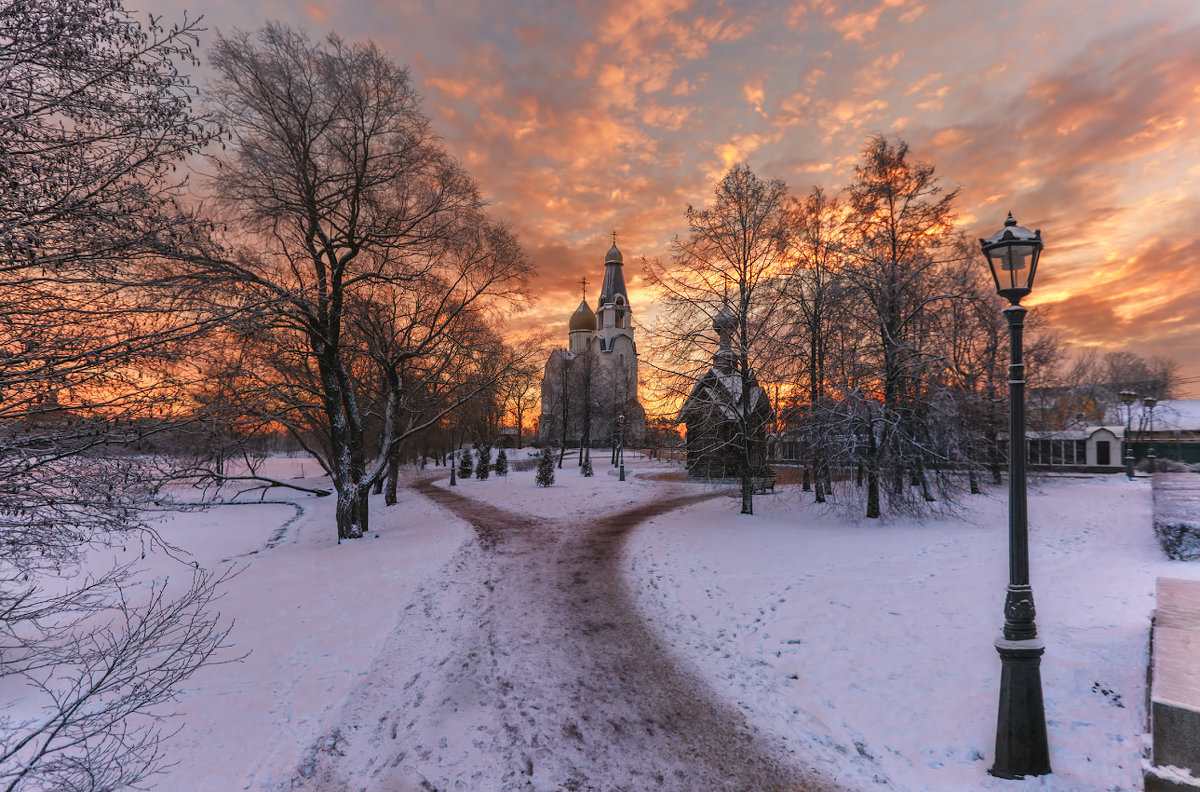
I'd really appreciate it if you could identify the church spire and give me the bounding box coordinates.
[599,234,627,308]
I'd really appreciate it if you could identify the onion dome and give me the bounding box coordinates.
[713,305,737,333]
[599,242,629,307]
[569,299,597,332]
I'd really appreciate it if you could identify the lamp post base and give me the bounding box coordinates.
[1125,453,1135,480]
[990,638,1051,779]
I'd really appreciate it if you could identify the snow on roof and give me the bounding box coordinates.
[678,366,768,423]
[1153,399,1200,431]
[1107,399,1200,431]
[1028,427,1115,440]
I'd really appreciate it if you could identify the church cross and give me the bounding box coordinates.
[580,276,589,300]
[611,230,618,246]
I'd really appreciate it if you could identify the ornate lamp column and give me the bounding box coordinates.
[980,213,1051,778]
[1120,390,1137,479]
[1144,396,1158,472]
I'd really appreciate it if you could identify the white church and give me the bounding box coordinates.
[538,238,646,449]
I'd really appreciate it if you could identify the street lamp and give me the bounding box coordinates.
[617,412,626,482]
[1120,390,1137,479]
[1144,396,1158,472]
[979,213,1051,778]
[449,418,458,486]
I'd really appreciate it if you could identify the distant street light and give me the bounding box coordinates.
[618,412,626,482]
[979,213,1051,778]
[1120,390,1138,479]
[449,418,458,487]
[1145,396,1158,472]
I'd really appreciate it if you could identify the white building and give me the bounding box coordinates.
[538,240,645,448]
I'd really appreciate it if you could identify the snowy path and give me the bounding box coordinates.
[300,476,842,792]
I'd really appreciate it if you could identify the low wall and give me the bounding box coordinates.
[1146,577,1200,791]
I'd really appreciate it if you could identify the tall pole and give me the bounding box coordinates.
[1125,408,1135,479]
[1122,394,1136,480]
[991,304,1051,778]
[1146,398,1158,472]
[449,422,457,486]
[618,413,626,481]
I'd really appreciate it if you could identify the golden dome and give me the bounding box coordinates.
[569,299,597,332]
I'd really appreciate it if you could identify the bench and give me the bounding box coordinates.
[753,474,777,494]
[1146,577,1200,791]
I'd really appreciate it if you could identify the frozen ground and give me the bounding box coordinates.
[22,454,1196,791]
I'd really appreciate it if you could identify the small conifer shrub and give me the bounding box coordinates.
[457,449,472,480]
[495,447,509,476]
[476,444,491,480]
[536,446,556,487]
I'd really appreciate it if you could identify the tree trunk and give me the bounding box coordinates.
[741,472,754,515]
[336,484,369,540]
[919,462,935,502]
[384,453,400,505]
[866,427,880,518]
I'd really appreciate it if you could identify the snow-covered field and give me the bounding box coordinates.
[624,469,1179,791]
[132,458,471,791]
[53,454,1197,790]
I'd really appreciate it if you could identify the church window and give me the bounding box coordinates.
[616,310,625,329]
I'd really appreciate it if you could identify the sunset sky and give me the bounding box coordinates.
[145,0,1200,396]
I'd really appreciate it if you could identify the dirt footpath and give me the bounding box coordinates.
[299,478,841,792]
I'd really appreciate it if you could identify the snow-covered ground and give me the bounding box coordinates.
[28,453,1196,791]
[124,458,472,791]
[624,468,1186,791]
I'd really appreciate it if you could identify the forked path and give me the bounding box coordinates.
[306,478,841,792]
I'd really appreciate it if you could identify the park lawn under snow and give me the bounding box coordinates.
[127,457,471,791]
[622,467,1185,791]
[89,453,1196,791]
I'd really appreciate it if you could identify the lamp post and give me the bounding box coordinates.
[1145,396,1158,472]
[617,412,626,481]
[449,418,458,486]
[979,213,1051,778]
[1120,390,1137,479]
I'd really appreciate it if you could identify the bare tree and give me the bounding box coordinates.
[203,24,533,539]
[0,1,233,788]
[347,226,535,504]
[1,567,235,792]
[499,361,542,449]
[779,187,850,503]
[645,163,785,515]
[841,135,967,517]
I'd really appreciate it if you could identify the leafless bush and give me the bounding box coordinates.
[1,564,236,792]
